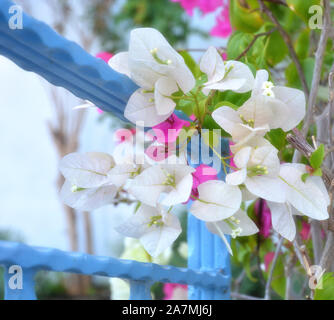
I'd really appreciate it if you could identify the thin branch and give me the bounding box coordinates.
[302,0,332,136]
[236,28,277,61]
[258,0,309,96]
[264,236,284,300]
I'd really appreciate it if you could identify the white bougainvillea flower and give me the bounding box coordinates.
[59,152,116,188]
[115,204,181,257]
[251,69,306,131]
[226,145,286,203]
[267,201,298,241]
[279,163,329,220]
[109,28,195,126]
[206,209,259,239]
[190,180,242,222]
[128,28,195,93]
[124,89,174,127]
[200,46,254,95]
[212,105,270,144]
[60,180,117,211]
[128,164,195,206]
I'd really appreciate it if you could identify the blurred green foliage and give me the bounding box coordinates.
[86,0,205,52]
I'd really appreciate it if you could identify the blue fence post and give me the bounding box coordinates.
[129,280,152,300]
[3,265,37,300]
[187,138,231,300]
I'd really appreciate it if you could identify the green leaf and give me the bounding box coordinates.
[264,254,286,298]
[310,144,325,169]
[286,0,321,23]
[314,272,334,300]
[313,168,323,177]
[285,58,315,90]
[295,29,310,60]
[227,31,253,60]
[265,129,287,151]
[301,173,310,182]
[229,0,263,33]
[179,51,202,78]
[265,31,288,66]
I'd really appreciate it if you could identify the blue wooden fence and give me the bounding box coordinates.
[0,0,230,300]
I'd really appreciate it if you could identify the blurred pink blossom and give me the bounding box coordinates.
[255,199,272,238]
[264,252,275,272]
[171,0,221,16]
[300,221,311,241]
[96,51,113,63]
[163,283,188,300]
[191,164,218,199]
[152,113,190,144]
[114,128,136,144]
[210,3,232,38]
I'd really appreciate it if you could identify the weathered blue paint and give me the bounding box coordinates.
[187,138,231,300]
[0,0,231,300]
[0,0,138,122]
[0,241,229,300]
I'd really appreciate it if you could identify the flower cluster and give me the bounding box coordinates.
[60,28,329,257]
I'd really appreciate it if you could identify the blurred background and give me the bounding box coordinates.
[0,0,228,299]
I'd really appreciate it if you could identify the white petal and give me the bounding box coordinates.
[160,165,195,206]
[245,176,286,203]
[226,168,247,185]
[234,146,252,168]
[200,46,226,85]
[206,209,259,237]
[154,77,178,115]
[115,204,159,238]
[280,164,329,220]
[124,89,172,127]
[251,69,269,97]
[108,52,131,78]
[140,212,181,257]
[169,63,196,93]
[59,152,115,188]
[223,60,254,93]
[190,180,241,221]
[212,106,242,136]
[128,165,166,206]
[60,180,117,211]
[250,145,280,176]
[272,86,306,131]
[108,163,136,187]
[267,201,296,241]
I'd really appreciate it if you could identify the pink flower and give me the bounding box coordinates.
[163,283,188,300]
[255,199,272,238]
[264,252,275,272]
[95,51,114,63]
[300,221,311,241]
[152,113,190,144]
[191,164,218,199]
[114,128,136,144]
[229,141,236,169]
[198,0,221,14]
[171,0,198,16]
[210,3,232,38]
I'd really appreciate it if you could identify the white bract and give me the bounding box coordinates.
[226,145,286,203]
[200,46,255,95]
[279,163,329,220]
[128,164,195,206]
[190,180,242,222]
[109,28,195,126]
[115,204,181,257]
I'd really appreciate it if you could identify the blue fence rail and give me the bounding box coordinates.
[0,241,230,300]
[0,0,231,300]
